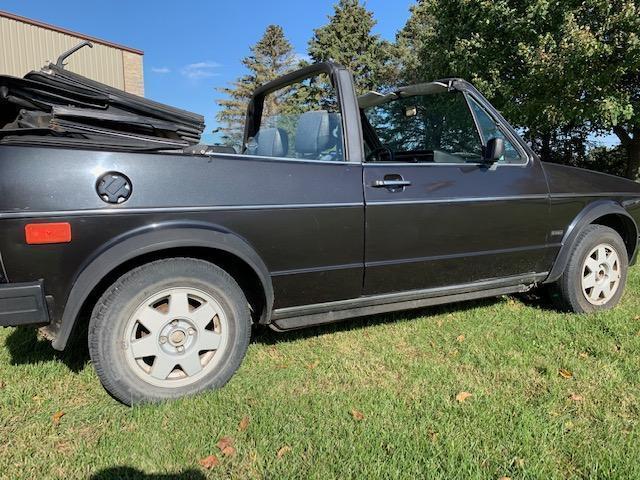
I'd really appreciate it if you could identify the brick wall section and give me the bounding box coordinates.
[122,50,144,97]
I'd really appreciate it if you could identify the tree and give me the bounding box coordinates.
[308,0,394,94]
[401,0,640,179]
[216,25,297,147]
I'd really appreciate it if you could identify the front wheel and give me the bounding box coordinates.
[88,258,251,405]
[553,225,628,313]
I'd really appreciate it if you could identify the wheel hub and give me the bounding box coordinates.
[159,318,197,354]
[169,329,186,346]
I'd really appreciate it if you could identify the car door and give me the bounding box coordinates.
[362,82,553,295]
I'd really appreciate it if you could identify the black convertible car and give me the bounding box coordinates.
[1,57,639,404]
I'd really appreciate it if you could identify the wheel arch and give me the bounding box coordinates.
[51,221,274,351]
[545,200,638,283]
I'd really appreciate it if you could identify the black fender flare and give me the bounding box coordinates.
[545,200,638,283]
[51,221,273,350]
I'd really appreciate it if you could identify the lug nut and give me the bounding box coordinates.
[188,328,196,336]
[177,346,185,352]
[159,336,167,344]
[172,320,178,326]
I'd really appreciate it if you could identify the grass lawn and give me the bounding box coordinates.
[1,272,639,480]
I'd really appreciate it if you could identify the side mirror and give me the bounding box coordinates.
[483,137,505,163]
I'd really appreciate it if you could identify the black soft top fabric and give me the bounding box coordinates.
[0,64,205,152]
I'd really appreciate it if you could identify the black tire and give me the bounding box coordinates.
[88,258,251,405]
[552,225,628,313]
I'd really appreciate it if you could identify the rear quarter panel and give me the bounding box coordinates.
[0,145,365,326]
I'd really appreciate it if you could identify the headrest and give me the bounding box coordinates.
[254,127,289,158]
[295,111,336,156]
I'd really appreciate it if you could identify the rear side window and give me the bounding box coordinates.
[246,73,344,162]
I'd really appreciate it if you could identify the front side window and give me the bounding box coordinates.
[467,97,524,164]
[246,73,344,162]
[363,89,483,163]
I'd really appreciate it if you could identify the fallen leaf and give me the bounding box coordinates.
[307,360,320,370]
[217,436,234,452]
[238,416,250,432]
[559,369,573,379]
[498,477,512,480]
[277,445,292,458]
[456,391,473,403]
[267,347,281,359]
[579,352,589,359]
[52,411,65,426]
[456,334,465,343]
[221,446,236,457]
[569,393,584,402]
[199,455,220,469]
[351,409,365,421]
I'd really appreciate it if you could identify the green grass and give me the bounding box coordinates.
[1,273,640,480]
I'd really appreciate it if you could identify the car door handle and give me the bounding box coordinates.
[372,179,412,188]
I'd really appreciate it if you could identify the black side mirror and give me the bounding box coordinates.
[483,137,505,163]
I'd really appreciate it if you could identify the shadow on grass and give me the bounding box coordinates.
[6,292,553,369]
[4,318,90,373]
[90,467,204,480]
[515,284,563,312]
[252,295,507,346]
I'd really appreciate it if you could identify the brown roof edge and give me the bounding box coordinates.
[0,10,144,55]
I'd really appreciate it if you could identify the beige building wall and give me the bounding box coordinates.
[0,11,144,96]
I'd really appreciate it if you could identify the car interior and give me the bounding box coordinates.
[246,110,344,162]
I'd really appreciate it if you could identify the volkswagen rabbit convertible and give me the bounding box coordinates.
[1,58,639,404]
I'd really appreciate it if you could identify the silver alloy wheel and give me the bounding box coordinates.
[581,243,622,306]
[124,287,229,388]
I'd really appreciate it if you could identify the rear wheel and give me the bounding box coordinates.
[88,258,251,405]
[553,225,628,313]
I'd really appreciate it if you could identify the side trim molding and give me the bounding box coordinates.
[270,272,546,330]
[271,284,532,331]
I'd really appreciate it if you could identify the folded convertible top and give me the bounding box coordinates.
[0,63,206,151]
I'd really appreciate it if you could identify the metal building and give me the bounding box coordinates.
[0,10,144,96]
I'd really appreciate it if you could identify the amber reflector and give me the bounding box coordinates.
[25,223,72,245]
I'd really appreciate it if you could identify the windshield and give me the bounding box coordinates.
[362,89,485,163]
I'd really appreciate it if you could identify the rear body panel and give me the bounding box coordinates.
[0,145,364,324]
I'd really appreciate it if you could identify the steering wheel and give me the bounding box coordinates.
[366,145,395,163]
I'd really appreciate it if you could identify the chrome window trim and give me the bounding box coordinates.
[213,152,359,166]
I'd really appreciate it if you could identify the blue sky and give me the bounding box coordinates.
[1,0,414,142]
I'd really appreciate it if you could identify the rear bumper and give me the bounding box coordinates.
[0,281,50,327]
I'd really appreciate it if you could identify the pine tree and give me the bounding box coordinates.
[216,25,297,147]
[308,0,393,95]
